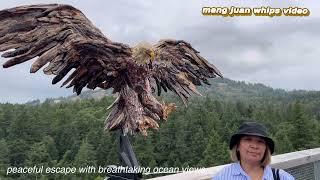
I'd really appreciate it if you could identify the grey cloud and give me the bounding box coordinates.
[175,16,320,78]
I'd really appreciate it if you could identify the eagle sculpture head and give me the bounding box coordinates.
[132,42,155,67]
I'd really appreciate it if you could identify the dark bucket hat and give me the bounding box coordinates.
[229,122,275,154]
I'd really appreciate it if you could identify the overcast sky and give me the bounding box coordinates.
[0,0,319,103]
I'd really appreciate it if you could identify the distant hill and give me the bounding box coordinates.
[204,78,320,103]
[32,78,320,105]
[36,88,115,105]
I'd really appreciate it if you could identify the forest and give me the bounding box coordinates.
[0,78,320,179]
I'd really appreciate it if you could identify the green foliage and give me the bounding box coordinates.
[1,78,320,179]
[288,101,316,150]
[74,140,96,167]
[200,130,229,166]
[74,140,97,179]
[274,122,294,154]
[0,139,10,176]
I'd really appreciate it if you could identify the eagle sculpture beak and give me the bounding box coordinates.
[149,50,155,61]
[148,50,155,69]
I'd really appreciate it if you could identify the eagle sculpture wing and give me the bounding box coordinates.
[0,4,131,95]
[0,4,223,136]
[151,39,222,105]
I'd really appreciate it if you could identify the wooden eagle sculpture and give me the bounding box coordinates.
[0,4,222,136]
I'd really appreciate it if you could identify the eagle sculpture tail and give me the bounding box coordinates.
[105,84,176,136]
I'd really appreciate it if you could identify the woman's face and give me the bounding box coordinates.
[237,135,267,164]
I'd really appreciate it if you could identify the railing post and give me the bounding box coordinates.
[314,160,320,180]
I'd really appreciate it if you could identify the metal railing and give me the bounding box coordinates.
[150,147,320,180]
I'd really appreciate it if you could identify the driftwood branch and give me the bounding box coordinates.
[0,4,131,95]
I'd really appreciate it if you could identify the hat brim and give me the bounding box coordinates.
[229,133,275,154]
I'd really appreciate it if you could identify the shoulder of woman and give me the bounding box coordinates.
[212,163,237,180]
[278,169,295,180]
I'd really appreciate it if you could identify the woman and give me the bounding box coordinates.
[213,122,294,180]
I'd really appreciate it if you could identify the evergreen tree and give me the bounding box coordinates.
[133,132,157,168]
[0,139,10,177]
[0,110,5,139]
[58,150,73,167]
[96,133,117,166]
[74,140,96,167]
[25,142,52,180]
[0,104,14,139]
[26,142,51,166]
[289,101,315,150]
[8,139,29,167]
[42,136,59,161]
[200,130,229,167]
[74,140,97,179]
[217,103,241,143]
[274,122,294,154]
